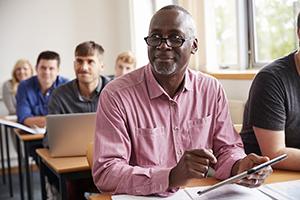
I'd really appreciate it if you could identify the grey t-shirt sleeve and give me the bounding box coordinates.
[248,72,286,131]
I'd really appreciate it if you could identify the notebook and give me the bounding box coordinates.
[47,112,96,157]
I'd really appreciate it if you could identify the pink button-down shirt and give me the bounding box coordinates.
[93,64,245,196]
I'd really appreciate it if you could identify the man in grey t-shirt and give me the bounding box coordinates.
[241,12,300,171]
[44,41,111,200]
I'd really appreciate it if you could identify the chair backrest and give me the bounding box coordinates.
[228,100,245,124]
[234,124,242,133]
[87,142,94,168]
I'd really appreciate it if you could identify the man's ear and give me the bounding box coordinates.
[191,38,198,54]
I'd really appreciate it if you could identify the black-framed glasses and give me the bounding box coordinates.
[144,34,189,48]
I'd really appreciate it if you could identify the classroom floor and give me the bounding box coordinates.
[0,171,41,200]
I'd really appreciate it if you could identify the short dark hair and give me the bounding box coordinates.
[75,41,104,57]
[36,50,60,67]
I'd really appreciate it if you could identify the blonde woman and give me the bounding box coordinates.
[2,59,33,114]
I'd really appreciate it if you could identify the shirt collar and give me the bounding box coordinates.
[145,64,193,99]
[184,68,193,91]
[74,77,102,102]
[35,76,60,96]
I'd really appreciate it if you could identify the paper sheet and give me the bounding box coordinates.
[185,184,272,200]
[0,118,46,134]
[259,180,300,200]
[112,189,189,200]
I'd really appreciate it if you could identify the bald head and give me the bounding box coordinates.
[150,5,196,38]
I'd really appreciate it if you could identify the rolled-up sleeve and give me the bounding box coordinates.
[92,90,173,196]
[213,85,246,180]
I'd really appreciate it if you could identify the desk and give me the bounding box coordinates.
[0,115,17,197]
[15,129,44,200]
[36,148,91,200]
[88,170,300,200]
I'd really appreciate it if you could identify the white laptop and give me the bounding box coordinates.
[47,112,96,157]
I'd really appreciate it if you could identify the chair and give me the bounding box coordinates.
[228,100,245,134]
[86,142,102,199]
[86,142,94,168]
[234,124,242,133]
[228,100,245,124]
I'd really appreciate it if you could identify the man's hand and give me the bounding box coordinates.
[169,149,217,188]
[24,116,46,128]
[232,153,273,188]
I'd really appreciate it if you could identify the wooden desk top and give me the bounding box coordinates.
[88,169,300,200]
[36,148,90,173]
[14,128,44,141]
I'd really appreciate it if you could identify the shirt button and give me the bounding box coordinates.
[177,150,183,156]
[173,127,179,131]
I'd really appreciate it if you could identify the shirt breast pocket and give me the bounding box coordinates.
[187,115,213,149]
[135,127,165,167]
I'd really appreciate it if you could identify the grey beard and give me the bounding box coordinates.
[153,64,176,75]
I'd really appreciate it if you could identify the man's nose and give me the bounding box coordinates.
[80,62,89,71]
[157,38,171,49]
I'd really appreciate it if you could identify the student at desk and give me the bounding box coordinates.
[44,41,111,200]
[16,51,68,129]
[2,59,34,151]
[93,5,272,196]
[15,50,68,199]
[241,12,300,171]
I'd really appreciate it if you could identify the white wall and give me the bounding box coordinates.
[0,0,133,167]
[0,0,133,97]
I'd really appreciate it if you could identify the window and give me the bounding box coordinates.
[214,1,239,68]
[249,0,299,67]
[131,0,176,68]
[214,0,299,70]
[132,0,300,71]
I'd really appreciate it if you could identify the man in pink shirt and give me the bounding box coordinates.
[93,5,272,196]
